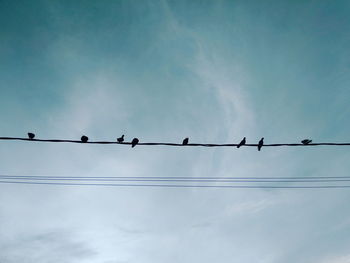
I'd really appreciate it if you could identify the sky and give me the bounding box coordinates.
[1,0,350,262]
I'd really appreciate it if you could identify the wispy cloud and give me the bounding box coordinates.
[0,230,96,263]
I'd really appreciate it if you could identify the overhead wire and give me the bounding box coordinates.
[1,174,350,189]
[1,180,350,189]
[3,174,350,179]
[1,135,350,189]
[1,175,350,183]
[1,136,350,148]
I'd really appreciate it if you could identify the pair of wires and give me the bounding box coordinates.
[1,175,350,189]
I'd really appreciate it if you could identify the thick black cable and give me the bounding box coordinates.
[1,137,350,147]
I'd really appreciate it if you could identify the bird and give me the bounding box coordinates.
[27,132,35,139]
[301,139,312,145]
[258,137,264,151]
[117,135,124,143]
[182,138,189,145]
[81,135,89,143]
[237,137,246,148]
[131,138,139,148]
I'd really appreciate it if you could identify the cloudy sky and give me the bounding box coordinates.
[1,0,350,262]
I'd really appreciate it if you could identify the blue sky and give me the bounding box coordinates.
[1,0,350,262]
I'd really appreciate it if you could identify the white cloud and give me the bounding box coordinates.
[320,255,350,263]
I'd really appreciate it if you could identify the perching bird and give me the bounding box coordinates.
[117,135,124,143]
[81,135,89,143]
[131,138,139,148]
[182,138,189,145]
[258,137,264,151]
[237,137,246,148]
[301,139,312,145]
[28,132,35,139]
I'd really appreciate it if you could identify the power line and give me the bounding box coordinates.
[2,175,350,179]
[1,180,350,189]
[1,136,350,148]
[1,174,350,189]
[1,175,350,183]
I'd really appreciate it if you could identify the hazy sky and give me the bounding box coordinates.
[1,1,350,262]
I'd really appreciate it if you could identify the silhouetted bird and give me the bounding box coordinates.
[182,138,189,145]
[117,135,124,143]
[258,138,264,151]
[28,133,35,139]
[237,137,246,148]
[81,135,89,143]
[301,139,312,145]
[131,138,139,148]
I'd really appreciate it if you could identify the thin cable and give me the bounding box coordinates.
[1,180,350,189]
[2,174,350,180]
[1,137,350,147]
[1,176,350,183]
